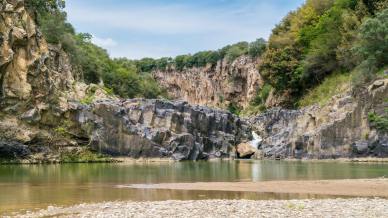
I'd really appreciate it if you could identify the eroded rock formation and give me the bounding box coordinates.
[74,99,251,161]
[249,79,388,159]
[153,56,263,109]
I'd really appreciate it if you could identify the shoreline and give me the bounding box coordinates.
[2,156,388,165]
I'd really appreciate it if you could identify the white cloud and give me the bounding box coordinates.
[91,35,118,47]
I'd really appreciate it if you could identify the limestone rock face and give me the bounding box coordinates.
[249,79,388,159]
[74,99,251,161]
[153,56,263,109]
[0,0,76,111]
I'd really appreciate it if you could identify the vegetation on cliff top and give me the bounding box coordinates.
[27,0,166,99]
[259,0,388,107]
[120,38,266,73]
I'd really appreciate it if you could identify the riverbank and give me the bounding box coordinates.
[3,156,388,165]
[14,198,388,217]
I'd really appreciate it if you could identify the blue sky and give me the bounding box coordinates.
[66,0,305,59]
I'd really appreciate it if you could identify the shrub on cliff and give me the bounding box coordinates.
[368,112,388,132]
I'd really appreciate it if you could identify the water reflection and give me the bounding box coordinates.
[1,160,388,214]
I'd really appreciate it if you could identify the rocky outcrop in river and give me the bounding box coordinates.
[74,99,250,161]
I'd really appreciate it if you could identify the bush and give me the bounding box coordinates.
[350,60,377,88]
[140,74,166,99]
[252,84,272,106]
[299,73,351,107]
[227,102,242,115]
[368,112,388,132]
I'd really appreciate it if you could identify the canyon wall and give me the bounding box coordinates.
[153,56,263,109]
[249,79,388,159]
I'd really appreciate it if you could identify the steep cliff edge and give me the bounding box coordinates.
[153,56,263,109]
[0,0,112,162]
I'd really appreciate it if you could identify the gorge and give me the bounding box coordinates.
[2,0,388,217]
[0,0,387,163]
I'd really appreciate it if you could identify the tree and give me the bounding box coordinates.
[260,46,302,93]
[38,11,74,44]
[362,0,388,14]
[136,58,157,73]
[354,8,388,68]
[174,55,191,70]
[248,38,267,58]
[26,0,66,16]
[225,42,249,62]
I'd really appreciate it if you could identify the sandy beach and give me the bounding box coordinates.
[127,178,388,197]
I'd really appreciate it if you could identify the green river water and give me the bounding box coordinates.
[1,160,388,215]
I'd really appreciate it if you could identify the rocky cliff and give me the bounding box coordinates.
[73,99,250,161]
[0,0,111,162]
[249,79,388,159]
[1,0,73,142]
[153,56,263,109]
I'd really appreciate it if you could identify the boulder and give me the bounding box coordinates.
[236,142,257,158]
[20,108,41,123]
[352,140,369,154]
[0,140,30,159]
